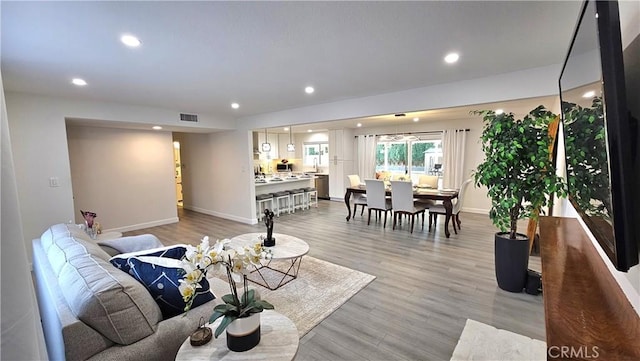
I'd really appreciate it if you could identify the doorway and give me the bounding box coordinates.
[173,141,183,207]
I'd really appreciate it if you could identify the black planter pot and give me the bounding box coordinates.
[494,232,529,292]
[226,313,261,352]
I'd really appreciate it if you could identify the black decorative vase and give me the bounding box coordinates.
[226,313,261,352]
[494,232,529,292]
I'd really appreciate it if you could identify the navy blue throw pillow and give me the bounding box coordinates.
[126,256,215,319]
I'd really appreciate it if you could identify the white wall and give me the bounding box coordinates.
[6,92,235,251]
[178,130,257,224]
[1,60,48,360]
[620,0,640,49]
[208,130,256,223]
[67,125,178,231]
[6,93,76,252]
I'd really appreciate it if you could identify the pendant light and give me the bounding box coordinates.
[261,128,271,152]
[287,126,295,152]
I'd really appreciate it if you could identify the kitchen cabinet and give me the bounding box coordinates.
[278,133,295,159]
[328,129,355,199]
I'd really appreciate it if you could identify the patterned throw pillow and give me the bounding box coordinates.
[126,256,215,318]
[110,245,215,318]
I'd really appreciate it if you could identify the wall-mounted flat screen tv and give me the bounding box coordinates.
[559,0,639,271]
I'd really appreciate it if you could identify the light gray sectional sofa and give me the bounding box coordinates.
[32,223,216,361]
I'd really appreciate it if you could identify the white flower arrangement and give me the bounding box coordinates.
[179,236,274,338]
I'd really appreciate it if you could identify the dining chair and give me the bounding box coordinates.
[364,179,393,227]
[390,180,426,233]
[375,171,391,181]
[416,175,439,207]
[392,173,410,181]
[418,175,439,188]
[429,178,473,234]
[347,174,367,218]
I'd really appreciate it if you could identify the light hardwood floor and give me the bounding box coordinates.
[125,200,544,361]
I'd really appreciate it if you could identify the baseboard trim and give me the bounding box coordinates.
[185,206,256,225]
[461,207,489,215]
[106,217,179,233]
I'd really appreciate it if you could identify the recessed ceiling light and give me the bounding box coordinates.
[495,109,504,115]
[152,126,162,130]
[582,91,596,98]
[444,52,460,64]
[357,123,362,127]
[413,117,419,122]
[307,129,312,133]
[305,86,315,94]
[72,78,87,86]
[231,102,240,109]
[121,34,141,47]
[284,127,289,131]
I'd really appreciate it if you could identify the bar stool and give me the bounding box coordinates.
[290,188,306,212]
[273,191,291,217]
[303,187,318,208]
[256,193,274,221]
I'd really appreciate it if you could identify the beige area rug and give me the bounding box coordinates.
[208,256,375,338]
[450,319,546,361]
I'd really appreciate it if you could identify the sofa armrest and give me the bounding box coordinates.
[97,234,163,255]
[32,238,113,361]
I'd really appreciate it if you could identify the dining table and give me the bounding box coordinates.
[344,185,460,238]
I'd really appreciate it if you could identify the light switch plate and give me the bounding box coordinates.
[49,177,60,187]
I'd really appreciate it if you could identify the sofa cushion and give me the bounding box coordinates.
[58,254,163,345]
[126,256,215,318]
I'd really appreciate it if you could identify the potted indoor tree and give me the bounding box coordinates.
[473,106,566,292]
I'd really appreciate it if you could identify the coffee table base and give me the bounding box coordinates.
[246,257,304,290]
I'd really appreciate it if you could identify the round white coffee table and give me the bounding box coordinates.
[228,233,309,290]
[175,310,298,361]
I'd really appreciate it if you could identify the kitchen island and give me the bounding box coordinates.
[255,175,317,195]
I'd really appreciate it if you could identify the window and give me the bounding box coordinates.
[303,142,329,167]
[375,136,442,183]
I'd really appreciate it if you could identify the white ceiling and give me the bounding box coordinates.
[1,1,581,132]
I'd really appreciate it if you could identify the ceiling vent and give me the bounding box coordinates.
[180,113,198,122]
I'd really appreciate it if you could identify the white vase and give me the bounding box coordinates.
[226,312,261,352]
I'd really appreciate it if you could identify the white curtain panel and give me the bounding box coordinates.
[442,129,467,189]
[356,135,377,180]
